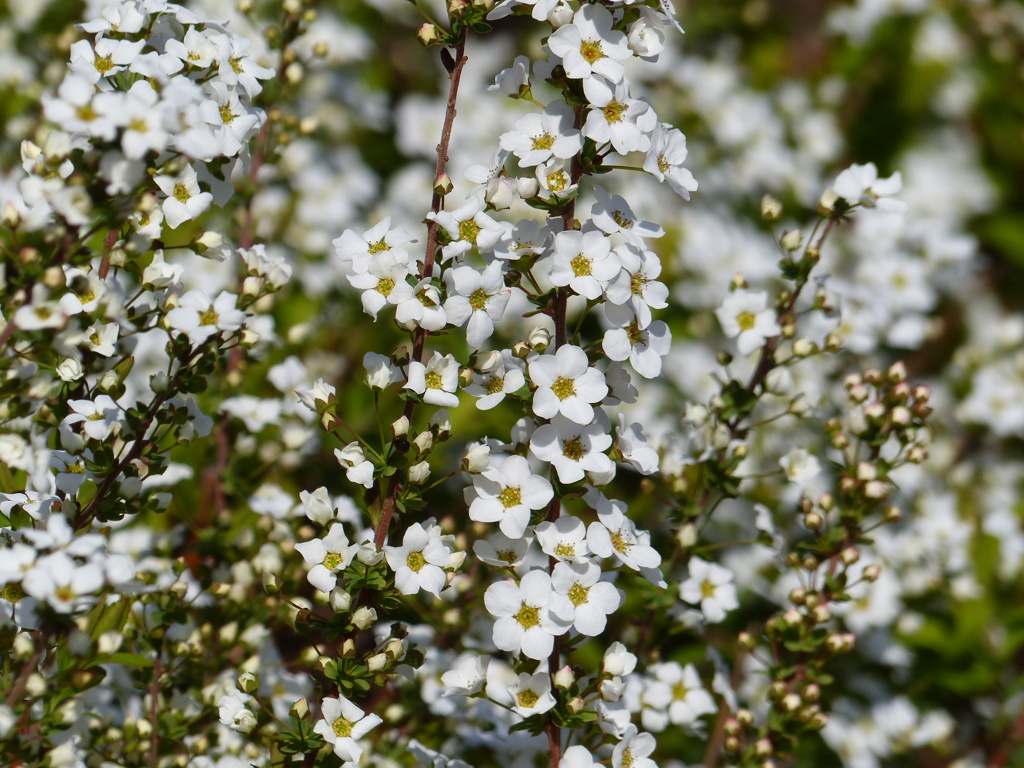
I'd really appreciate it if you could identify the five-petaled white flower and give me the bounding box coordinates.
[484,569,571,660]
[313,695,383,763]
[153,165,213,229]
[549,560,622,636]
[383,522,451,598]
[499,102,583,167]
[529,344,608,425]
[443,261,511,348]
[833,162,907,213]
[714,289,781,356]
[679,558,738,623]
[405,351,460,408]
[530,415,614,484]
[468,454,554,539]
[295,524,359,593]
[548,4,632,84]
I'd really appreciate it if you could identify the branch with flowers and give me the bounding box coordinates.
[2,1,1007,767]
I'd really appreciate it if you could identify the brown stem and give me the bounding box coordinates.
[372,33,468,549]
[148,651,162,768]
[4,644,43,708]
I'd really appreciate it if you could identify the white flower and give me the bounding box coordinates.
[643,122,697,199]
[508,671,556,717]
[363,352,400,389]
[535,515,591,563]
[22,552,103,614]
[535,158,579,200]
[562,745,602,768]
[529,344,608,425]
[68,37,145,83]
[612,725,658,768]
[587,497,661,571]
[549,560,622,636]
[615,417,661,475]
[443,262,511,348]
[833,162,907,213]
[468,454,553,539]
[299,487,336,525]
[218,693,257,733]
[485,569,570,660]
[440,654,488,697]
[383,522,451,598]
[426,197,509,261]
[582,76,657,155]
[602,320,671,380]
[548,4,632,84]
[779,447,821,488]
[530,415,614,484]
[603,642,637,677]
[604,244,669,330]
[715,289,781,356]
[405,351,460,408]
[473,531,532,568]
[464,351,526,410]
[590,186,664,246]
[63,395,121,440]
[499,102,583,167]
[335,442,375,488]
[333,216,415,276]
[549,229,620,301]
[154,165,213,230]
[347,251,415,319]
[679,558,738,623]
[394,278,447,331]
[166,290,245,346]
[295,525,359,593]
[313,695,383,763]
[647,661,717,727]
[488,54,532,94]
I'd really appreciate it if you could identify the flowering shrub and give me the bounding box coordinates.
[1,1,1022,768]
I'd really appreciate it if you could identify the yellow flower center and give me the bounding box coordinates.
[199,309,219,326]
[94,55,114,73]
[701,580,716,599]
[570,255,592,277]
[672,682,689,701]
[406,551,426,572]
[323,552,342,571]
[1,582,25,603]
[332,717,353,738]
[514,603,540,628]
[469,289,489,311]
[517,690,539,708]
[368,240,388,254]
[602,101,626,123]
[554,543,575,557]
[499,487,522,508]
[547,171,569,192]
[610,531,630,554]
[459,220,481,243]
[580,41,603,64]
[561,437,584,461]
[376,277,395,296]
[532,133,555,151]
[736,311,756,331]
[552,377,576,400]
[424,371,443,390]
[568,583,589,606]
[173,184,190,203]
[485,376,505,395]
[219,105,235,124]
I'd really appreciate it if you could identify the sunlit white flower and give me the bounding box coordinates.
[468,454,553,539]
[313,695,383,763]
[679,558,738,623]
[484,569,571,660]
[715,289,781,356]
[384,522,451,598]
[295,525,358,593]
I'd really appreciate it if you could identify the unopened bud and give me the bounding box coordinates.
[433,172,454,196]
[529,326,551,351]
[408,461,431,484]
[367,653,388,672]
[761,194,782,220]
[237,671,259,694]
[391,416,410,437]
[754,738,773,758]
[352,607,376,629]
[553,666,575,690]
[863,564,881,582]
[780,228,802,251]
[803,511,823,530]
[261,571,280,596]
[566,697,585,714]
[418,23,443,46]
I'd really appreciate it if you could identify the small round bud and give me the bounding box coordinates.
[418,23,443,46]
[863,564,882,582]
[803,511,823,530]
[802,556,818,572]
[736,708,754,727]
[840,547,859,565]
[761,194,783,221]
[754,738,773,758]
[433,172,454,196]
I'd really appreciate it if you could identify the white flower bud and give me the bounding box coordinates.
[56,358,84,382]
[330,588,352,613]
[25,673,46,698]
[516,176,539,198]
[676,523,697,548]
[352,607,377,629]
[462,441,490,472]
[553,665,575,690]
[367,653,388,672]
[413,432,433,454]
[529,326,552,350]
[780,229,803,251]
[13,633,34,660]
[761,194,783,221]
[484,177,517,210]
[408,461,431,484]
